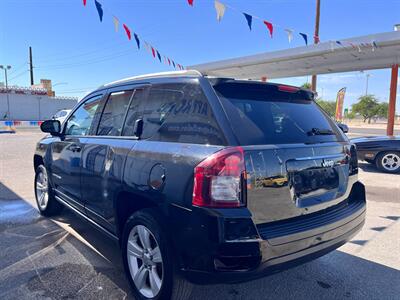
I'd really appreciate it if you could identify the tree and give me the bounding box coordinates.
[316,99,336,117]
[301,82,312,89]
[351,95,386,123]
[375,102,388,119]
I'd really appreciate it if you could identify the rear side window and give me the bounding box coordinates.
[123,83,226,145]
[97,90,133,136]
[214,82,344,145]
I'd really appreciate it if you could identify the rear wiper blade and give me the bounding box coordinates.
[307,128,335,136]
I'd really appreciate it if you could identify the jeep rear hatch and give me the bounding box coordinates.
[212,81,356,224]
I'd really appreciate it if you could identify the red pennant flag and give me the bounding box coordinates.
[151,47,156,58]
[263,21,273,38]
[167,58,171,65]
[123,24,131,40]
[188,0,194,6]
[83,0,87,6]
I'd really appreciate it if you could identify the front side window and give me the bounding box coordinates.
[64,95,103,136]
[97,90,134,136]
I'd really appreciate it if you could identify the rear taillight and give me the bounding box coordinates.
[193,147,246,208]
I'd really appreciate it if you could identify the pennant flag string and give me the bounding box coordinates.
[263,21,273,38]
[285,29,293,43]
[134,33,140,49]
[113,16,119,32]
[94,0,103,22]
[243,13,252,30]
[123,24,131,40]
[299,33,308,45]
[83,0,184,69]
[214,0,226,22]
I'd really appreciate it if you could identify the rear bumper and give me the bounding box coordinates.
[177,182,366,284]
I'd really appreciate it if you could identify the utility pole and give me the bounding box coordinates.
[311,0,321,92]
[365,73,370,95]
[29,46,34,86]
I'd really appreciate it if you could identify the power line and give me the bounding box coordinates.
[35,50,134,70]
[8,70,29,82]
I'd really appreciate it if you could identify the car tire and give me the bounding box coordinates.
[375,151,400,173]
[34,165,63,216]
[122,209,192,300]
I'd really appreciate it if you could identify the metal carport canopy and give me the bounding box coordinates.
[190,31,400,80]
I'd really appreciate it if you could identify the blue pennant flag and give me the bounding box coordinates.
[134,33,140,49]
[94,0,103,22]
[243,13,252,30]
[156,50,162,62]
[299,33,308,45]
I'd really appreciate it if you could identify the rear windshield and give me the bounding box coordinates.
[214,82,345,145]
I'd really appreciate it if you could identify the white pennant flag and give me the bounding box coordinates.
[214,0,226,22]
[113,16,119,32]
[285,29,293,43]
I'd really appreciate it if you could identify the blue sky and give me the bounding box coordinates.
[1,0,399,111]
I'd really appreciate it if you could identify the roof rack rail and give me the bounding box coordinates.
[103,70,203,87]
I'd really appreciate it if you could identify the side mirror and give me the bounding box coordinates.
[40,120,62,136]
[337,122,349,133]
[133,118,144,138]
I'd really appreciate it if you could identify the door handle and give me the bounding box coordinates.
[70,144,81,152]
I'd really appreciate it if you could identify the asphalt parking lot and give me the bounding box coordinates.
[0,130,399,300]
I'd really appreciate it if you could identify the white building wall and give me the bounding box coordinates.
[0,93,78,120]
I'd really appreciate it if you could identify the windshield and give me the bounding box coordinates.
[214,82,345,145]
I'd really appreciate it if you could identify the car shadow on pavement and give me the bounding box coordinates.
[358,162,399,175]
[1,181,400,300]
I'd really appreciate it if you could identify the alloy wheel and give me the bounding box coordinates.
[36,168,49,210]
[127,224,163,298]
[381,153,400,171]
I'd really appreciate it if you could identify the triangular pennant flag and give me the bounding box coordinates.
[151,47,156,58]
[83,0,87,6]
[188,0,194,6]
[113,16,119,32]
[144,42,151,53]
[134,33,140,49]
[123,24,131,40]
[214,0,226,22]
[172,61,176,68]
[167,58,171,66]
[299,33,308,45]
[263,21,273,38]
[243,13,252,30]
[336,41,343,46]
[285,29,293,43]
[349,42,357,50]
[372,41,378,50]
[94,0,103,22]
[156,50,162,62]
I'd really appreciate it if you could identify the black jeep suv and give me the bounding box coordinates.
[34,70,366,300]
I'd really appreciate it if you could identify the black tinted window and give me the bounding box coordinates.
[97,90,133,136]
[214,82,344,145]
[123,83,225,145]
[122,89,147,136]
[65,95,103,136]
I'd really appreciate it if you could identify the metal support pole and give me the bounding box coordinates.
[311,0,321,92]
[387,64,398,136]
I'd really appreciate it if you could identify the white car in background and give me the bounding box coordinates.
[52,109,71,124]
